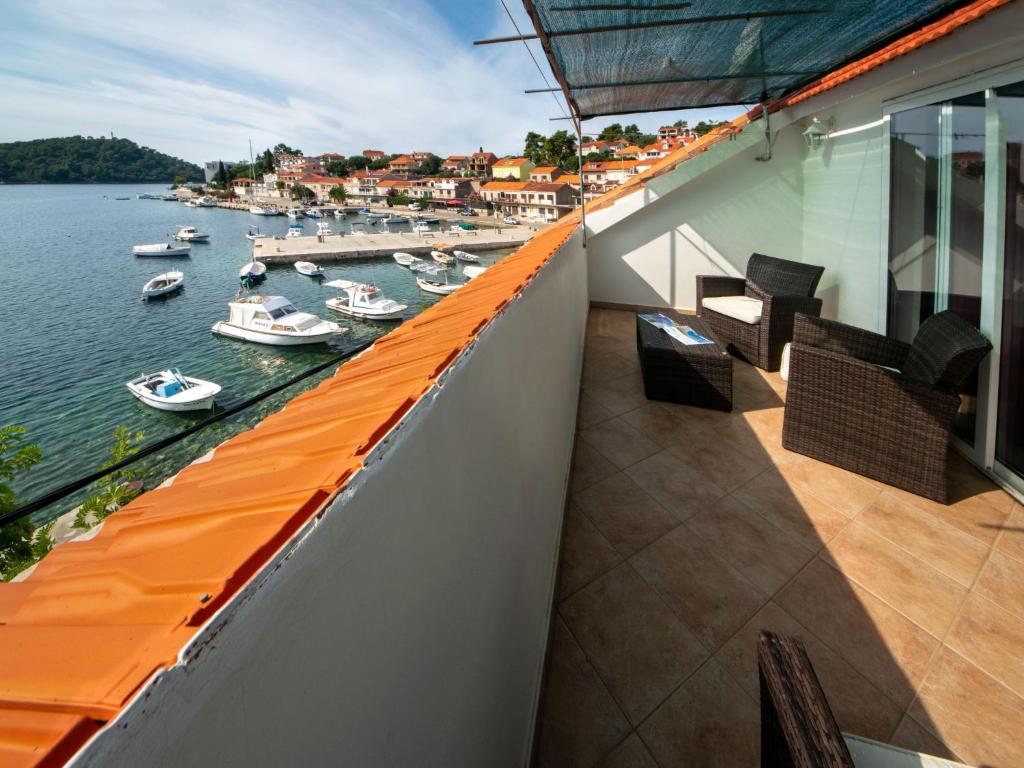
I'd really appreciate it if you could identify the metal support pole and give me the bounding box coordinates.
[578,127,586,248]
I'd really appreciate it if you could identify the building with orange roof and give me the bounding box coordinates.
[3,3,1024,767]
[362,149,385,159]
[387,155,417,173]
[480,179,575,222]
[491,156,536,181]
[469,150,498,176]
[301,175,349,200]
[612,143,642,158]
[529,165,564,183]
[442,155,469,174]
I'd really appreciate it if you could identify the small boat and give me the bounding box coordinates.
[286,222,304,238]
[287,208,305,220]
[173,225,210,242]
[127,369,221,412]
[413,221,432,233]
[382,214,409,224]
[250,205,279,216]
[239,260,267,283]
[431,250,454,266]
[114,196,131,201]
[418,215,440,224]
[141,270,184,299]
[350,222,369,235]
[305,208,322,218]
[325,280,407,321]
[463,265,488,280]
[160,194,177,201]
[183,199,199,208]
[133,242,191,256]
[453,250,480,263]
[458,222,477,231]
[246,226,270,241]
[316,221,334,237]
[295,261,324,277]
[393,252,417,267]
[212,295,343,346]
[196,196,218,207]
[415,265,463,295]
[333,208,347,219]
[357,207,372,216]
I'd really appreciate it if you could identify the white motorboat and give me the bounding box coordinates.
[413,221,432,234]
[333,208,347,219]
[415,265,463,295]
[316,221,334,237]
[382,214,409,224]
[196,196,218,207]
[325,280,407,321]
[141,270,184,299]
[286,222,304,238]
[393,252,417,266]
[211,295,343,346]
[431,250,454,266]
[126,369,221,412]
[133,242,191,256]
[173,225,210,242]
[250,205,279,216]
[287,208,305,219]
[295,261,324,277]
[357,207,372,215]
[453,250,480,263]
[246,226,270,241]
[305,208,322,218]
[183,199,199,208]
[239,260,267,282]
[503,216,520,225]
[418,215,440,224]
[462,265,488,280]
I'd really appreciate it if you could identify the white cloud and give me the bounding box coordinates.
[2,0,746,163]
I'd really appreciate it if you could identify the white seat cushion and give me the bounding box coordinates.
[701,295,763,325]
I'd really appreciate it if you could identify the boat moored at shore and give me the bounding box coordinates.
[133,242,191,256]
[173,225,210,242]
[211,295,343,345]
[325,279,407,320]
[141,271,184,299]
[126,369,221,412]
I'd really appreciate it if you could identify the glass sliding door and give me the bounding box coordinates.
[888,92,987,444]
[995,81,1024,480]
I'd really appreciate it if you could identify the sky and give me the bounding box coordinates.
[0,0,747,164]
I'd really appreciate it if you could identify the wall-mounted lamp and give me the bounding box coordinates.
[803,118,830,151]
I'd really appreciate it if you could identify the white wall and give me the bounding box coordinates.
[584,2,1024,331]
[71,230,588,768]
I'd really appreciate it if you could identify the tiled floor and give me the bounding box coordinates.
[535,308,1024,768]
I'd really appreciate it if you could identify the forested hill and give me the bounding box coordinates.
[0,136,203,183]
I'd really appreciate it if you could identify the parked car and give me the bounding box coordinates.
[408,202,421,211]
[459,208,478,216]
[503,216,519,225]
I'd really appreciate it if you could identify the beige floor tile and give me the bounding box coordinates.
[774,456,881,517]
[584,371,649,418]
[630,526,768,651]
[561,564,708,725]
[715,602,903,742]
[535,618,631,768]
[775,558,939,708]
[908,648,1024,768]
[638,659,759,768]
[995,504,1024,565]
[624,449,728,523]
[572,439,618,494]
[596,734,658,768]
[732,467,851,552]
[946,591,1024,698]
[579,389,617,430]
[584,347,640,385]
[888,715,962,762]
[664,427,771,496]
[586,331,637,361]
[581,416,662,470]
[655,399,736,437]
[558,503,624,602]
[857,492,990,588]
[738,407,794,466]
[686,495,815,596]
[619,402,700,448]
[886,482,1011,546]
[822,522,967,639]
[573,473,679,558]
[948,452,1017,515]
[975,550,1024,620]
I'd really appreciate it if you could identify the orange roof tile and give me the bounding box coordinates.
[493,157,530,167]
[481,181,529,191]
[0,2,1007,763]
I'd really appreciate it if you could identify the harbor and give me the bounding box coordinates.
[251,225,532,263]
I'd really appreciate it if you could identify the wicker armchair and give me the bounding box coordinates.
[782,311,993,503]
[696,253,825,371]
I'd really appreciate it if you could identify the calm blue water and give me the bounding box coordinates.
[0,185,512,511]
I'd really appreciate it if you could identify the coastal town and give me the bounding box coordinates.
[198,122,703,224]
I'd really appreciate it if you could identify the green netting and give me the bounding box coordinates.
[526,0,966,117]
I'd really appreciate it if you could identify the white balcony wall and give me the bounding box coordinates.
[73,230,588,768]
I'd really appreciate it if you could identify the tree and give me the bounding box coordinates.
[541,130,577,168]
[346,155,369,171]
[523,131,545,164]
[273,143,302,156]
[290,183,313,200]
[74,426,145,530]
[673,119,689,129]
[622,123,642,145]
[0,136,201,183]
[415,154,442,175]
[261,148,274,171]
[171,173,188,187]
[213,161,230,188]
[598,123,624,141]
[324,159,349,177]
[0,425,48,581]
[328,185,346,202]
[368,157,391,171]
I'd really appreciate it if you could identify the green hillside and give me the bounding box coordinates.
[0,136,203,184]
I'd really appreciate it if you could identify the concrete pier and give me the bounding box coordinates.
[251,227,532,264]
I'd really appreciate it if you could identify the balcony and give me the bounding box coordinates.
[535,307,1023,767]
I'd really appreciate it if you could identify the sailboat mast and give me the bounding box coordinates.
[249,139,256,201]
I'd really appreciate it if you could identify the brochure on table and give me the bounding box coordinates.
[639,313,714,346]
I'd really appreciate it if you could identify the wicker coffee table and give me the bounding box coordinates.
[635,312,733,411]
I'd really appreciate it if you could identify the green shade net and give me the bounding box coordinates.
[526,0,967,117]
